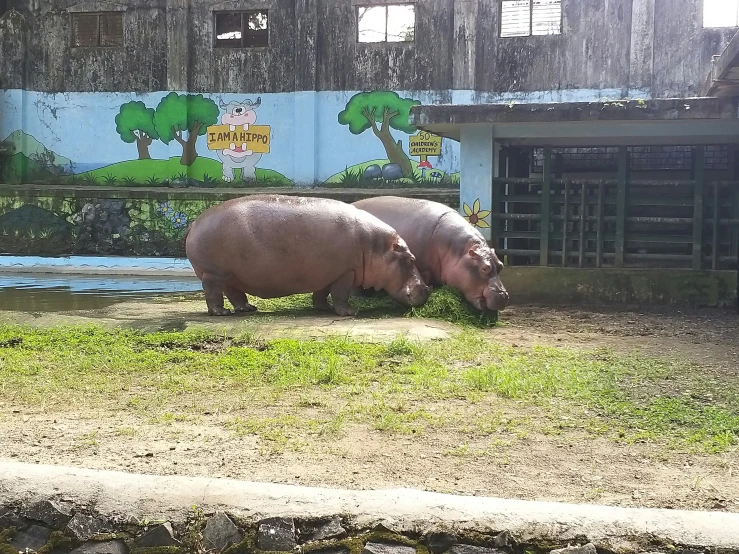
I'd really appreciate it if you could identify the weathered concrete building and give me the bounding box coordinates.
[0,0,737,302]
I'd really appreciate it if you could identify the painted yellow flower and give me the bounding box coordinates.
[462,198,491,228]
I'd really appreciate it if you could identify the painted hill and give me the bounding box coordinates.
[82,157,292,187]
[0,152,57,184]
[2,130,74,168]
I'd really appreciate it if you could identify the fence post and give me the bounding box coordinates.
[561,181,569,267]
[596,182,604,268]
[579,183,587,267]
[692,147,705,271]
[540,147,552,266]
[615,147,628,267]
[712,183,719,270]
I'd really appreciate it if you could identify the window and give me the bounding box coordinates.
[357,4,415,43]
[72,12,124,47]
[500,0,561,38]
[214,11,268,48]
[703,0,739,28]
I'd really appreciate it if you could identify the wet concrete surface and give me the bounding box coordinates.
[0,273,203,312]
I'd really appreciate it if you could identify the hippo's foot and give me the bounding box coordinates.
[225,288,257,314]
[222,174,234,183]
[208,306,232,316]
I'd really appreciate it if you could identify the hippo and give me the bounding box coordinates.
[217,98,263,182]
[184,194,430,317]
[352,196,509,312]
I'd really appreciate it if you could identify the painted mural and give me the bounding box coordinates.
[0,89,460,190]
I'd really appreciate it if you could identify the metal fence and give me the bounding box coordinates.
[491,147,739,270]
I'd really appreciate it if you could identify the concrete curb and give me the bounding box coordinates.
[1,461,738,551]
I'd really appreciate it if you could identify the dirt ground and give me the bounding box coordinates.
[1,299,738,513]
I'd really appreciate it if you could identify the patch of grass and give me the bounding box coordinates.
[1,325,738,453]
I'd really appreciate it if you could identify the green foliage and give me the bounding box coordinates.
[153,93,219,144]
[338,91,420,135]
[115,101,160,143]
[409,286,498,327]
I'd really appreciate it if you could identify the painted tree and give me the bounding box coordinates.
[338,91,421,178]
[153,93,219,166]
[115,101,159,160]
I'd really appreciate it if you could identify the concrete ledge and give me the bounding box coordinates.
[0,255,195,277]
[1,461,738,551]
[504,267,738,308]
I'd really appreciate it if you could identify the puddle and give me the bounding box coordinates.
[0,274,203,312]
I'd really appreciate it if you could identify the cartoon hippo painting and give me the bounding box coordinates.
[217,98,263,183]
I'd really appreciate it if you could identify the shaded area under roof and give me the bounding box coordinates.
[409,97,739,147]
[703,29,739,97]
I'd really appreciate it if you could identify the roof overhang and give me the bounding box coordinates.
[409,97,739,147]
[703,29,739,97]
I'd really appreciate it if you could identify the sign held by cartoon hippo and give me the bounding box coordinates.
[207,98,271,183]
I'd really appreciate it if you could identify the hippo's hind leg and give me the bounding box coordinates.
[327,271,358,317]
[224,286,257,313]
[201,273,232,316]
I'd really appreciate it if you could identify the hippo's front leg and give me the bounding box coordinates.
[327,271,358,317]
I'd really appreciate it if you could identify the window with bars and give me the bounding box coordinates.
[214,11,269,48]
[500,0,561,38]
[703,0,739,28]
[72,12,124,47]
[357,4,415,43]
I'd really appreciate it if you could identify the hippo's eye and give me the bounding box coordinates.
[481,264,492,274]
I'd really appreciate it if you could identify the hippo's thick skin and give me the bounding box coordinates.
[353,196,509,312]
[185,195,429,317]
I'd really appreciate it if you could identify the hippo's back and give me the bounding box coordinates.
[185,194,388,297]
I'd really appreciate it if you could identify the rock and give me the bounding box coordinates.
[363,542,416,554]
[69,540,128,554]
[203,512,243,552]
[491,531,511,548]
[307,518,346,541]
[448,546,506,554]
[257,517,297,551]
[381,163,403,181]
[550,545,597,554]
[363,164,383,179]
[0,507,25,528]
[25,500,73,529]
[425,533,457,554]
[10,524,53,552]
[66,513,110,541]
[134,522,179,547]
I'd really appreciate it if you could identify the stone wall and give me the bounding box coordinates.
[0,499,723,554]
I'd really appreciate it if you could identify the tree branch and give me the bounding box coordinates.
[361,107,381,137]
[172,126,186,146]
[381,108,399,133]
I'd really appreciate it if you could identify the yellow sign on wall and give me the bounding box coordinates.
[409,131,442,157]
[206,125,271,154]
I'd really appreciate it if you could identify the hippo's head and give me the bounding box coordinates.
[447,243,509,312]
[219,98,261,126]
[380,236,430,307]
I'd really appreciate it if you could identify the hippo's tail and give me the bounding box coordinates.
[182,225,192,249]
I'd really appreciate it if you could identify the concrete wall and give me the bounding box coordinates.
[1,0,735,97]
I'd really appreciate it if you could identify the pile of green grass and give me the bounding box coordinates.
[239,286,499,328]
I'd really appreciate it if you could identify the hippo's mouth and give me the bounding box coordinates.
[232,146,245,153]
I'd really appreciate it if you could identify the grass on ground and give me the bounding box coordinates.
[1,310,738,455]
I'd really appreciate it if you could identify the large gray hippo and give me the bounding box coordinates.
[352,196,509,312]
[184,195,430,316]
